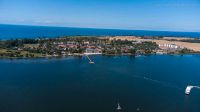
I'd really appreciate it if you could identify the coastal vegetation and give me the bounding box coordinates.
[170,39,200,43]
[0,36,198,58]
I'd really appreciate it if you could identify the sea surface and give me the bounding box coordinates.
[0,24,200,39]
[0,55,200,112]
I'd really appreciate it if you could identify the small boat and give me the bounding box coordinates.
[135,55,141,58]
[137,107,140,111]
[117,103,122,110]
[89,61,94,64]
[185,86,192,95]
[185,85,200,95]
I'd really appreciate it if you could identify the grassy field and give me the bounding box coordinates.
[0,49,6,52]
[24,44,39,48]
[0,48,45,58]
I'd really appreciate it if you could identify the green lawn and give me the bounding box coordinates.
[24,44,39,48]
[0,48,45,58]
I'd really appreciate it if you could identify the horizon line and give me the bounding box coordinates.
[1,23,200,33]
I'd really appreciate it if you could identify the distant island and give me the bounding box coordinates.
[0,36,200,58]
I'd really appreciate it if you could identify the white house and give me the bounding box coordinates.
[159,44,179,49]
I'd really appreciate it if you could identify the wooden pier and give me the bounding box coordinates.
[85,54,94,64]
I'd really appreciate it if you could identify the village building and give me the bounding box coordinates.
[84,48,102,55]
[158,44,182,49]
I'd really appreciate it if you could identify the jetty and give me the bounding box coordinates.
[185,85,200,95]
[85,54,94,64]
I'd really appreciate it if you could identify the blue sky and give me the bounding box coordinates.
[0,0,200,31]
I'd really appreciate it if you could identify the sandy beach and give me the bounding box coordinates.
[109,36,200,52]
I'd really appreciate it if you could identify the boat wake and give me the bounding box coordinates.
[192,86,200,90]
[142,76,182,90]
[130,74,182,90]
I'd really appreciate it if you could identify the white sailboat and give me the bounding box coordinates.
[117,103,122,111]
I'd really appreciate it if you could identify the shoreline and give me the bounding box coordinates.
[1,36,200,59]
[1,53,200,60]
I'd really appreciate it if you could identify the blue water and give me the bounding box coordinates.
[0,24,200,39]
[0,55,200,112]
